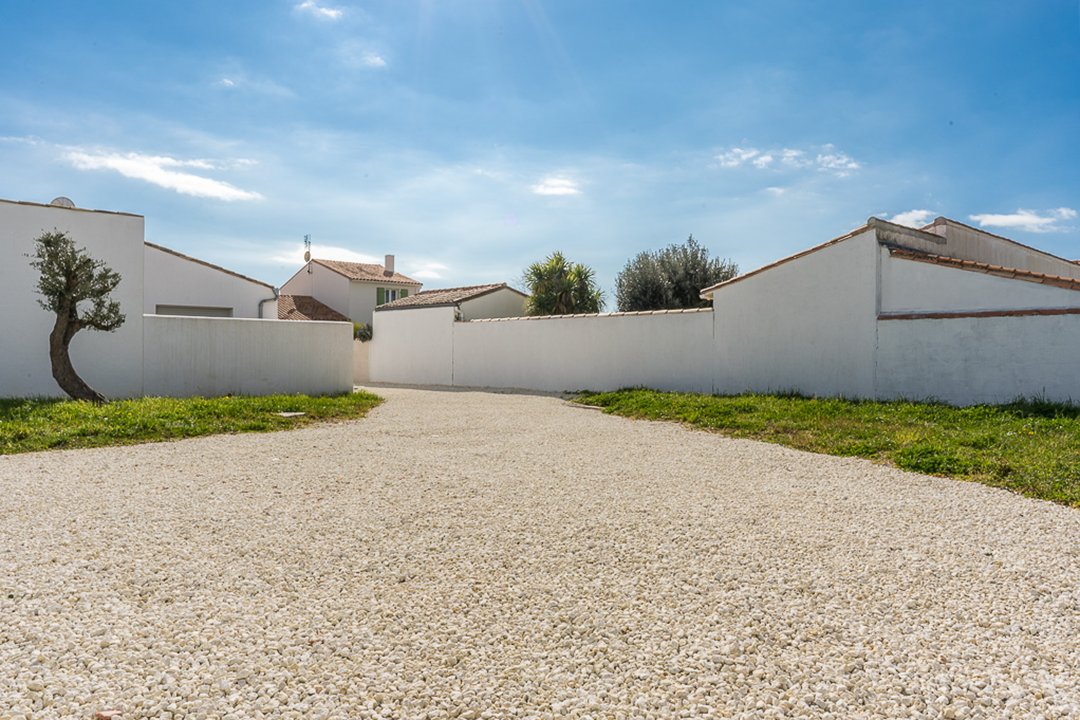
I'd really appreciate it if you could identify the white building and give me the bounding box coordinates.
[279,256,422,326]
[375,283,528,320]
[144,242,278,319]
[1,197,351,399]
[369,216,1080,406]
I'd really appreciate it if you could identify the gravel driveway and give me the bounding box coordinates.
[1,386,1077,719]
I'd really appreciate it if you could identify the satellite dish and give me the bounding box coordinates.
[304,250,311,262]
[50,196,76,209]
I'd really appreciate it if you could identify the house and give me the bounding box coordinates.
[375,283,528,320]
[1,196,351,399]
[699,215,1080,403]
[144,241,278,319]
[279,255,422,326]
[368,215,1080,405]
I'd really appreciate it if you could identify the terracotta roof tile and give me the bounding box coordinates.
[277,294,351,322]
[376,283,527,311]
[312,259,420,285]
[886,245,1080,292]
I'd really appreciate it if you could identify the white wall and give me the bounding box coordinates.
[876,314,1080,405]
[353,339,370,384]
[281,262,351,318]
[712,229,879,398]
[349,282,380,327]
[0,200,146,399]
[459,288,528,320]
[370,306,456,385]
[880,250,1080,314]
[144,244,276,318]
[143,316,353,397]
[370,308,714,392]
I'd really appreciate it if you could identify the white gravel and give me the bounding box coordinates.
[1,386,1077,720]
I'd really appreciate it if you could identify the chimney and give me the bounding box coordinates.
[384,254,395,275]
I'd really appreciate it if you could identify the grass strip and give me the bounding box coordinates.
[575,389,1080,507]
[0,391,382,455]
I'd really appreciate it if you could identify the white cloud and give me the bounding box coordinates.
[887,209,936,228]
[531,176,581,196]
[765,186,786,196]
[814,144,860,176]
[409,262,449,280]
[269,243,379,266]
[361,53,387,68]
[968,207,1078,233]
[752,153,774,169]
[715,143,860,176]
[296,0,342,20]
[716,147,760,168]
[66,150,262,201]
[218,77,236,88]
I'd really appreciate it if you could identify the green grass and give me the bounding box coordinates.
[0,391,382,455]
[575,389,1080,507]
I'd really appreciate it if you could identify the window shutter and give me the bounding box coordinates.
[401,288,409,298]
[377,287,385,305]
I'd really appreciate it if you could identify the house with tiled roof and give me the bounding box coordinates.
[375,283,528,320]
[279,254,422,325]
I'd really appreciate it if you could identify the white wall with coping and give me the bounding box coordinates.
[144,316,353,397]
[353,340,370,384]
[875,314,1080,405]
[924,218,1080,279]
[880,250,1080,314]
[712,229,879,398]
[453,310,714,392]
[370,306,456,385]
[144,243,277,318]
[0,200,146,398]
[459,288,528,320]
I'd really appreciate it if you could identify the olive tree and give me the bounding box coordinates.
[615,235,738,312]
[28,231,125,403]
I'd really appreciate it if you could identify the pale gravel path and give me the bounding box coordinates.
[1,387,1077,720]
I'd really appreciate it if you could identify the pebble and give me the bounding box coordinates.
[0,387,1077,719]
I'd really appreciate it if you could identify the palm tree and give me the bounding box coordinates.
[523,251,604,316]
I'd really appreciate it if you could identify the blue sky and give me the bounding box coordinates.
[2,1,1078,300]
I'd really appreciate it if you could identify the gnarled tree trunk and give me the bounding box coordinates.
[48,305,107,404]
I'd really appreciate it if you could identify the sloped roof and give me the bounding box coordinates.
[886,245,1080,292]
[146,241,274,289]
[277,294,351,322]
[375,283,527,312]
[312,258,420,285]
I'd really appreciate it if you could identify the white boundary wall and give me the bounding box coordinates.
[370,226,1080,405]
[371,308,715,393]
[144,316,353,397]
[876,314,1080,405]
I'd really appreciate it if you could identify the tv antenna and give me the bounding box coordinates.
[303,234,312,271]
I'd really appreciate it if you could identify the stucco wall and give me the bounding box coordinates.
[370,306,456,385]
[712,230,879,398]
[349,282,379,326]
[0,200,146,399]
[353,340,370,384]
[880,250,1080,314]
[370,308,714,392]
[459,289,528,320]
[876,314,1080,405]
[144,244,276,318]
[281,262,351,318]
[144,315,353,397]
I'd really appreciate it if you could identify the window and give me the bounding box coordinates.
[376,287,410,305]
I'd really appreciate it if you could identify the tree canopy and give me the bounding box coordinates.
[522,251,604,316]
[28,231,125,403]
[615,235,738,312]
